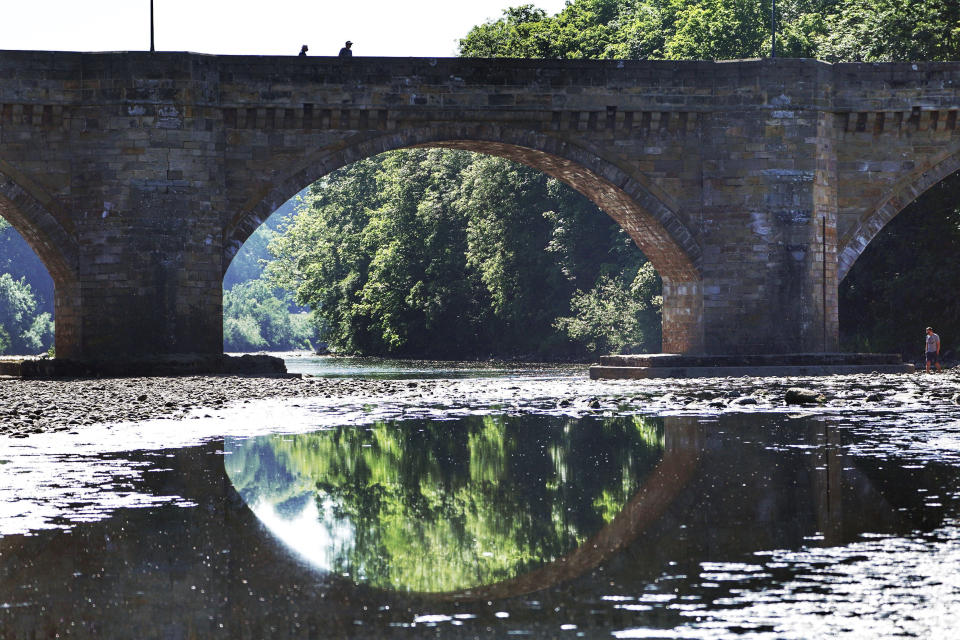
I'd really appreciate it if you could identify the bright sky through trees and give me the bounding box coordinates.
[0,0,568,57]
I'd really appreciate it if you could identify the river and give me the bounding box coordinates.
[1,356,958,638]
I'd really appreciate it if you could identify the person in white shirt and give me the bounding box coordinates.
[925,327,941,372]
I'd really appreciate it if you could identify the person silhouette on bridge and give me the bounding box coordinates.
[299,45,309,56]
[925,327,942,372]
[339,41,353,58]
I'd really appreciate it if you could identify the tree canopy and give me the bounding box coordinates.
[266,149,660,358]
[459,0,960,62]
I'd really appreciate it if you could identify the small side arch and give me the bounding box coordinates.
[223,126,705,352]
[838,148,960,281]
[0,167,81,358]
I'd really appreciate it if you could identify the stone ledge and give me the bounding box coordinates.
[590,353,915,379]
[598,352,907,367]
[0,353,292,379]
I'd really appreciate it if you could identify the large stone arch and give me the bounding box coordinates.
[837,147,960,281]
[223,126,705,352]
[0,167,80,358]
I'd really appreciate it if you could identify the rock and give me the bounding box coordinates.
[785,388,823,405]
[732,396,758,405]
[865,393,884,402]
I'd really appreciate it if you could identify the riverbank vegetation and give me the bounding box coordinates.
[0,219,54,355]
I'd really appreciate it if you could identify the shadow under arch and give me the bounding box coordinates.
[0,168,80,358]
[223,126,705,352]
[838,147,960,281]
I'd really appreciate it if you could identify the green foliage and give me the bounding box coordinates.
[459,0,960,62]
[266,149,658,358]
[0,218,55,355]
[223,278,318,352]
[818,0,960,62]
[0,273,54,355]
[554,264,662,354]
[224,189,308,290]
[0,219,54,315]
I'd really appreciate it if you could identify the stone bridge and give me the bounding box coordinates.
[0,51,958,365]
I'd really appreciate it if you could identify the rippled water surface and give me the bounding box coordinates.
[2,371,960,638]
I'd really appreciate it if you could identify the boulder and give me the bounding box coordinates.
[785,387,823,405]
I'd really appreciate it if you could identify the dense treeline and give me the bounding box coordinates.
[265,150,660,358]
[458,0,960,62]
[222,191,320,352]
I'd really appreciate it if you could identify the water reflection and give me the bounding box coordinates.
[1,412,956,638]
[224,415,671,593]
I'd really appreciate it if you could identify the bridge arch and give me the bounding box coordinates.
[838,147,960,281]
[0,168,80,358]
[223,126,705,352]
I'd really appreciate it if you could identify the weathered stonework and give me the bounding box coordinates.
[0,52,957,362]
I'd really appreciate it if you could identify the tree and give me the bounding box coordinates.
[223,189,309,290]
[554,264,662,354]
[818,0,960,62]
[0,273,53,355]
[0,218,54,315]
[266,149,659,358]
[223,278,317,352]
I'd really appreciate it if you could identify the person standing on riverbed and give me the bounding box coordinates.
[925,327,942,372]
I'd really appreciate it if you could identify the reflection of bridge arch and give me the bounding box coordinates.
[0,167,80,358]
[432,417,702,602]
[223,127,704,352]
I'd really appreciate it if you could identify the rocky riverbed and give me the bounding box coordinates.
[2,367,959,439]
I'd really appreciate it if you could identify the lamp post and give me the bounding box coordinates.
[150,0,155,52]
[771,0,777,58]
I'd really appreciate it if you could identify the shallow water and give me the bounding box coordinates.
[2,398,959,638]
[282,353,585,379]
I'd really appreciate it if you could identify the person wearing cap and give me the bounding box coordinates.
[299,44,309,56]
[339,41,353,58]
[925,327,942,372]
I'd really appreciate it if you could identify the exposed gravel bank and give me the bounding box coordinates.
[1,368,959,439]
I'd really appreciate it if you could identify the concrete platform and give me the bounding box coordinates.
[589,353,915,379]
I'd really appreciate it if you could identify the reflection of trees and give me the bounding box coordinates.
[225,415,664,593]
